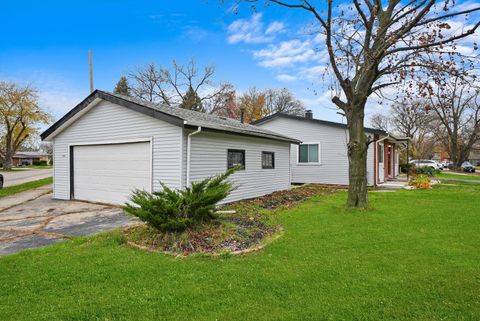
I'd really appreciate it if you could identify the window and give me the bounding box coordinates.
[262,151,275,169]
[227,149,245,169]
[298,144,320,163]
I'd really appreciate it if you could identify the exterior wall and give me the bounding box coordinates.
[52,100,183,200]
[469,148,480,165]
[256,117,375,186]
[188,131,291,203]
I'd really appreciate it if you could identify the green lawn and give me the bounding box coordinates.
[0,177,52,198]
[1,183,479,320]
[438,172,480,181]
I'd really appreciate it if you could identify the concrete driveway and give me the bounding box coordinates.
[0,191,136,256]
[2,168,53,187]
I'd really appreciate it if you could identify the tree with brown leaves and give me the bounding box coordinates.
[233,0,480,207]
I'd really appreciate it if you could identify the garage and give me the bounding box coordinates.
[71,141,151,204]
[41,90,298,205]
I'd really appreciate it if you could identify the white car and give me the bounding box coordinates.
[409,159,443,170]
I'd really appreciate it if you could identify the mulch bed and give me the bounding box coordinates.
[124,184,334,256]
[246,184,337,209]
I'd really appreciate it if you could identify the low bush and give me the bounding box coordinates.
[33,160,48,166]
[124,167,238,233]
[400,163,414,174]
[415,166,439,177]
[409,174,431,189]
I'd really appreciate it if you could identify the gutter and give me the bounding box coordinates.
[186,122,202,188]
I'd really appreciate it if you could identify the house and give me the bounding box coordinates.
[253,111,408,186]
[41,90,300,205]
[432,146,449,162]
[12,151,52,166]
[469,146,480,165]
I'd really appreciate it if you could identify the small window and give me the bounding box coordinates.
[378,144,384,163]
[262,151,275,169]
[227,149,245,170]
[298,144,320,163]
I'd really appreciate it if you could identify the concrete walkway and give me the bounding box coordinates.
[0,188,136,256]
[376,177,409,190]
[439,177,480,183]
[0,185,52,211]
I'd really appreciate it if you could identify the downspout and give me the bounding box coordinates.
[376,133,390,184]
[186,122,202,188]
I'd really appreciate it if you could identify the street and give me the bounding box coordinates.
[2,168,53,187]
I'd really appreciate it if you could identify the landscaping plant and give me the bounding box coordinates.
[124,167,238,232]
[409,174,431,189]
[414,166,439,177]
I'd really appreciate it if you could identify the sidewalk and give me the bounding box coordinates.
[0,185,52,212]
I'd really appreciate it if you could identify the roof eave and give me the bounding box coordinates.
[41,91,300,144]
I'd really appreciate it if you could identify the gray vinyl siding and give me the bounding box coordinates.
[188,131,291,203]
[52,100,183,200]
[256,117,375,186]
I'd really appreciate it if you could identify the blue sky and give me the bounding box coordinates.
[0,0,347,125]
[3,1,477,128]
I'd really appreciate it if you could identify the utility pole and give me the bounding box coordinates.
[89,49,94,93]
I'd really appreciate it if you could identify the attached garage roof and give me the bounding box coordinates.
[41,90,300,143]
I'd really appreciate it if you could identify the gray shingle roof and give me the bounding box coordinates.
[41,90,300,143]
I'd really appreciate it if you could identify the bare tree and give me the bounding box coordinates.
[127,59,234,113]
[40,142,53,155]
[371,99,436,159]
[235,0,480,207]
[264,88,306,116]
[369,113,390,132]
[427,73,480,168]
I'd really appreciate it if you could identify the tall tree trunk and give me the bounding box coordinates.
[346,105,368,208]
[3,147,13,171]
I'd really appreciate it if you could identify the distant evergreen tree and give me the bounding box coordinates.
[113,76,131,96]
[180,86,203,112]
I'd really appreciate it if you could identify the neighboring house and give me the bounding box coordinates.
[41,90,300,205]
[12,151,52,166]
[469,146,480,165]
[253,111,408,186]
[432,146,449,162]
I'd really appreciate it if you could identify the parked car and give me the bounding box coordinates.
[409,159,443,170]
[461,161,476,173]
[441,161,452,169]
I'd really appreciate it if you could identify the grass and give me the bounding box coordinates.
[0,177,52,198]
[437,172,480,181]
[1,183,479,320]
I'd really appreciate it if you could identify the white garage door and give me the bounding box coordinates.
[73,142,151,205]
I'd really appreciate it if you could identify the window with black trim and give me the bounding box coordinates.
[262,151,275,169]
[227,149,245,169]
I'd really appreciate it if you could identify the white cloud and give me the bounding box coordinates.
[254,39,317,68]
[265,21,285,35]
[276,74,297,82]
[182,26,209,42]
[227,13,285,44]
[38,90,83,121]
